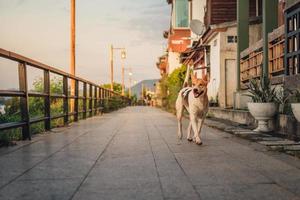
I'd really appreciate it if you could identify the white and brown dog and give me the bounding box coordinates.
[176,70,209,145]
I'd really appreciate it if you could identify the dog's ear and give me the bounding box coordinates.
[202,74,209,86]
[202,74,208,82]
[191,72,197,85]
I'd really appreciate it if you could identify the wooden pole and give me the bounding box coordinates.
[110,44,114,91]
[142,83,144,100]
[70,0,76,111]
[122,63,125,95]
[237,0,249,91]
[129,76,132,97]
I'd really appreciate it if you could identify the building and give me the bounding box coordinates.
[156,0,206,75]
[181,0,266,108]
[157,0,300,138]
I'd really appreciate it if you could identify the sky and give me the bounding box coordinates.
[0,0,170,89]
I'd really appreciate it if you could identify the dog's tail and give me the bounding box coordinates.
[183,64,191,88]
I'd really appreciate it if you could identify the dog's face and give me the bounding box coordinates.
[191,73,208,98]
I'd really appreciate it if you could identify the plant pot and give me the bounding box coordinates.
[247,102,277,132]
[291,103,300,122]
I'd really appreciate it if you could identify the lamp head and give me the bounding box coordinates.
[121,50,126,59]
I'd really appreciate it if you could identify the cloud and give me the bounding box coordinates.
[120,3,170,44]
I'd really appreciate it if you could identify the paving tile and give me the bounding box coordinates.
[196,183,300,200]
[259,140,299,146]
[0,179,81,200]
[0,107,300,200]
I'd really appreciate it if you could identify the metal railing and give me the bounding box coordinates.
[0,48,130,140]
[240,26,286,87]
[285,2,300,76]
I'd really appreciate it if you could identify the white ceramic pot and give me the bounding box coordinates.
[247,102,277,132]
[291,103,300,122]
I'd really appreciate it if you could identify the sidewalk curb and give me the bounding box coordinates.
[204,117,300,158]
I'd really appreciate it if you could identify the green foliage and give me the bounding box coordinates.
[245,77,279,103]
[130,94,138,105]
[0,97,22,145]
[0,77,64,145]
[102,82,122,94]
[103,96,127,112]
[290,89,300,103]
[156,65,187,112]
[1,79,129,146]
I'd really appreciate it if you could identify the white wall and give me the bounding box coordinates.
[168,51,181,74]
[207,33,221,102]
[192,0,206,22]
[191,0,206,40]
[219,26,238,108]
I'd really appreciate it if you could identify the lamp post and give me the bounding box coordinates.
[128,70,133,97]
[70,0,76,112]
[109,45,126,93]
[121,50,126,95]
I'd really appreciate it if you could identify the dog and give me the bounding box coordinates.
[175,68,209,145]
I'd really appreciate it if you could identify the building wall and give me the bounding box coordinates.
[249,23,262,45]
[286,0,300,7]
[205,26,238,108]
[167,51,181,74]
[191,0,206,39]
[219,26,238,108]
[207,33,221,103]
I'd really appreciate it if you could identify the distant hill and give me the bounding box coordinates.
[130,79,159,99]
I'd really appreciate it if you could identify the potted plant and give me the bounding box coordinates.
[245,77,278,132]
[277,88,293,114]
[291,89,300,122]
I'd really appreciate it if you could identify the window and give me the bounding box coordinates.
[227,36,237,43]
[175,0,189,28]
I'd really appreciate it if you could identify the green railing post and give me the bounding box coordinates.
[262,0,278,79]
[44,70,51,131]
[89,84,93,117]
[83,82,87,119]
[63,76,69,125]
[94,86,98,115]
[237,0,249,91]
[18,62,30,140]
[74,80,79,122]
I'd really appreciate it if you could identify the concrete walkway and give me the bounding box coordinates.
[0,107,300,200]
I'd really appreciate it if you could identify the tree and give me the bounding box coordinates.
[166,65,187,111]
[102,82,122,94]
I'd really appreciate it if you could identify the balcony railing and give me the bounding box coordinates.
[0,48,130,140]
[285,2,300,76]
[269,25,285,77]
[240,40,263,84]
[240,25,285,87]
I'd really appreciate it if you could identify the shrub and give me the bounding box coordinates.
[156,65,187,112]
[245,77,279,103]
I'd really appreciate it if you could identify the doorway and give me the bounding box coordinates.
[225,59,236,108]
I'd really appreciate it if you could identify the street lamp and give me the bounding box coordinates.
[109,45,126,93]
[128,70,133,97]
[121,49,126,95]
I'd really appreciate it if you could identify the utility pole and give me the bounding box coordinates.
[121,49,126,96]
[129,76,132,97]
[70,0,76,111]
[142,83,144,100]
[122,65,125,95]
[110,44,114,91]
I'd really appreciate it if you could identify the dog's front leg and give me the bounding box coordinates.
[187,122,192,141]
[195,118,204,145]
[190,115,199,144]
[176,108,183,140]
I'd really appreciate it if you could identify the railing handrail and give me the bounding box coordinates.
[0,48,130,141]
[0,48,117,93]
